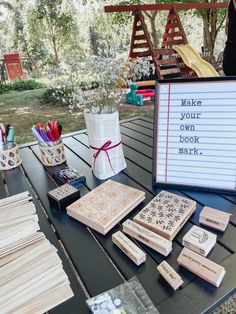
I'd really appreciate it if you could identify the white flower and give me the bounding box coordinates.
[45,55,153,113]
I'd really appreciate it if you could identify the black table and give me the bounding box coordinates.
[1,116,236,314]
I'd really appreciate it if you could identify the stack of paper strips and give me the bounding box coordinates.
[0,191,32,209]
[177,247,225,287]
[0,192,74,313]
[133,191,196,240]
[199,206,231,232]
[182,225,217,257]
[67,180,145,235]
[157,261,183,290]
[0,192,40,257]
[122,219,172,256]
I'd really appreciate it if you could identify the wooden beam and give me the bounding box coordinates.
[105,3,227,13]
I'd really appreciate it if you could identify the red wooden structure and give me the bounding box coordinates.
[3,53,24,81]
[105,3,227,79]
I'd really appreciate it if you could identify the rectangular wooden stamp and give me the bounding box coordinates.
[67,180,145,235]
[112,231,146,266]
[157,261,183,290]
[177,247,225,287]
[199,206,231,232]
[133,190,196,240]
[122,219,172,256]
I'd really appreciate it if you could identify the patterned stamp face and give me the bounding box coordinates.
[134,191,195,236]
[67,180,145,230]
[188,228,209,244]
[48,184,78,201]
[182,225,217,257]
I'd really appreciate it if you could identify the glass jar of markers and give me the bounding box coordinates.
[38,138,66,166]
[0,125,22,170]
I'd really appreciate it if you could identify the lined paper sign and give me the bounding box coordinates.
[154,79,236,192]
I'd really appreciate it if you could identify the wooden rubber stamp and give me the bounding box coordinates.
[182,225,217,257]
[157,261,183,290]
[112,231,146,266]
[47,183,80,212]
[199,206,231,232]
[177,247,225,287]
[133,190,196,240]
[122,219,172,256]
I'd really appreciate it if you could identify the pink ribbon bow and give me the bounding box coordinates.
[90,140,122,174]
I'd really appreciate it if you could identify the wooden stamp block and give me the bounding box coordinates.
[112,231,146,266]
[199,206,231,232]
[157,261,183,290]
[177,247,225,287]
[122,219,172,256]
[182,225,217,257]
[67,180,145,235]
[133,190,196,240]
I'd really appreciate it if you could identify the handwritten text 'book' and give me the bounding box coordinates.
[153,77,236,193]
[67,180,145,235]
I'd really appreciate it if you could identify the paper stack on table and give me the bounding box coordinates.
[67,180,145,235]
[0,192,40,257]
[0,191,74,314]
[133,191,196,241]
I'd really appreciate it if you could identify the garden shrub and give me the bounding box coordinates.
[43,87,74,106]
[0,80,44,94]
[0,83,12,94]
[10,79,45,91]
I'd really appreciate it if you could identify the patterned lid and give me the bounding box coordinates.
[48,184,78,201]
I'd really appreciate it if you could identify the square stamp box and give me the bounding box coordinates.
[47,183,80,212]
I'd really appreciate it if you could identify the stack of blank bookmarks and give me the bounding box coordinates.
[0,191,73,314]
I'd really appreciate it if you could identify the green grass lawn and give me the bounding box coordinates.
[0,89,154,144]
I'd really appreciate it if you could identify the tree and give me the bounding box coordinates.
[89,7,131,57]
[195,2,226,60]
[28,0,80,66]
[13,2,29,56]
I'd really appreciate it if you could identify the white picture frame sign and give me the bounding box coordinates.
[153,77,236,194]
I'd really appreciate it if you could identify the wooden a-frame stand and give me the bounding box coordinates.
[129,8,195,79]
